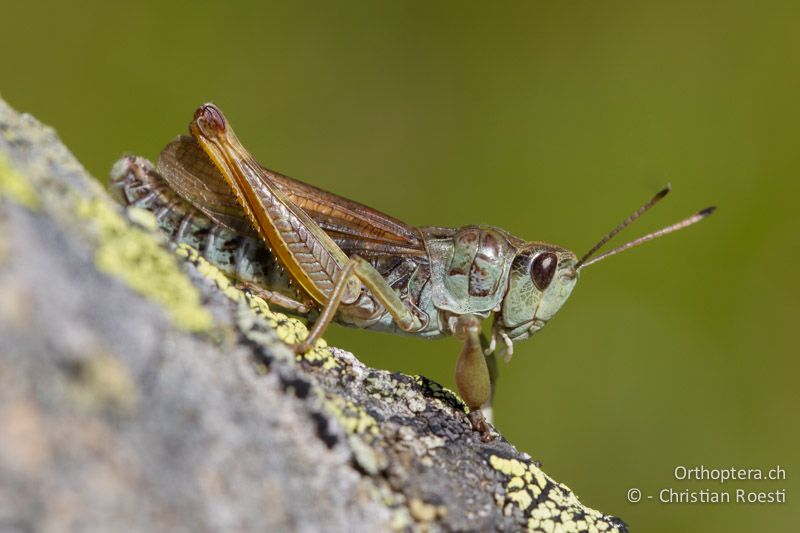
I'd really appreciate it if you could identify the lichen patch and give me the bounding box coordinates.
[0,154,38,209]
[76,198,212,332]
[489,453,620,532]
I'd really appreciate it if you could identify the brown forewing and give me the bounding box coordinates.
[158,136,426,258]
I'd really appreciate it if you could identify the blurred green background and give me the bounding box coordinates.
[3,1,798,530]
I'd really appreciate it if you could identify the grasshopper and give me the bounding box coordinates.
[111,103,713,441]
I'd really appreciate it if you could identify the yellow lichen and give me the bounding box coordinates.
[390,509,411,531]
[408,498,438,522]
[0,154,38,209]
[533,469,546,488]
[490,450,622,532]
[508,476,525,490]
[66,352,138,415]
[508,489,533,510]
[124,206,159,231]
[489,455,527,477]
[175,243,333,362]
[324,394,379,436]
[77,198,212,332]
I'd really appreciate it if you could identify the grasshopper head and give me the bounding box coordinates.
[491,186,714,358]
[495,244,578,344]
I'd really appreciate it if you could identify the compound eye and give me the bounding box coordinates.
[531,252,558,290]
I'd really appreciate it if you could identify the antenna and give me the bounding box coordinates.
[574,186,715,271]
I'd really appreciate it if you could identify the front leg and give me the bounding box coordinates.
[454,315,494,441]
[480,344,499,425]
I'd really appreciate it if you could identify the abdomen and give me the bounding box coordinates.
[110,157,298,302]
